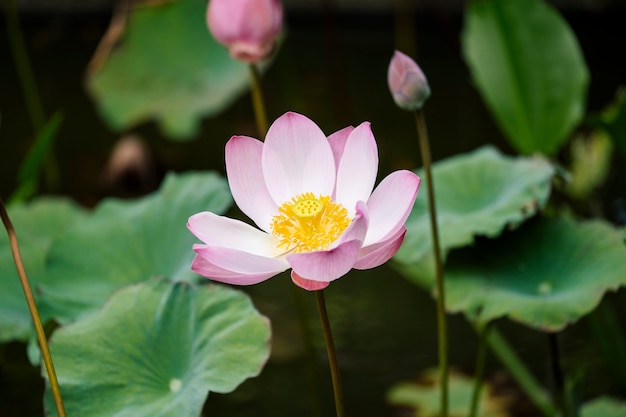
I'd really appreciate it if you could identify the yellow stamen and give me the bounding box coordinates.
[271,192,351,254]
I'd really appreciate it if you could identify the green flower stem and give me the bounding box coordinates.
[414,109,448,417]
[549,333,574,417]
[249,63,269,137]
[295,286,325,417]
[248,61,324,417]
[469,322,491,417]
[486,327,555,417]
[315,289,345,417]
[0,199,66,417]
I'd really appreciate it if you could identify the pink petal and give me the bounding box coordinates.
[225,135,277,231]
[291,271,330,291]
[192,255,279,285]
[332,200,369,248]
[365,170,420,246]
[286,239,362,282]
[187,212,277,257]
[262,112,336,204]
[334,122,378,216]
[327,126,354,174]
[194,244,288,276]
[354,227,406,270]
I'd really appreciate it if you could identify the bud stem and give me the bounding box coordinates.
[414,109,448,417]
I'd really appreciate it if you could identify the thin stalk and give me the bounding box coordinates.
[486,327,555,417]
[4,0,45,130]
[4,0,60,192]
[393,0,417,58]
[249,63,269,136]
[0,199,66,417]
[414,109,448,417]
[315,290,345,417]
[549,333,574,417]
[469,322,491,417]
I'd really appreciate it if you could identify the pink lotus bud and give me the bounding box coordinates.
[207,0,283,63]
[387,50,431,110]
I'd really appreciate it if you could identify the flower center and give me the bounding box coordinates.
[271,192,351,254]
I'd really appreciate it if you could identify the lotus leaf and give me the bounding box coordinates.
[444,217,626,331]
[39,171,231,325]
[43,277,271,417]
[86,0,252,140]
[394,145,554,287]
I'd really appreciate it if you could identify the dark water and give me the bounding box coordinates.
[1,4,626,417]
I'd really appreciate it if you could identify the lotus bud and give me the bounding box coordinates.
[387,50,431,110]
[207,0,283,63]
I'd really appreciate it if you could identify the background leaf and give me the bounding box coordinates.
[0,198,87,342]
[387,369,512,417]
[565,130,613,199]
[595,88,626,156]
[43,278,271,417]
[39,171,232,325]
[393,145,555,287]
[86,0,253,140]
[443,217,626,331]
[581,397,626,417]
[462,0,589,155]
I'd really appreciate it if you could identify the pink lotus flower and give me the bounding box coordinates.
[206,0,283,63]
[188,112,420,290]
[388,50,431,110]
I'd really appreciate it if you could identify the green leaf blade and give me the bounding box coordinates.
[9,112,63,203]
[462,0,589,155]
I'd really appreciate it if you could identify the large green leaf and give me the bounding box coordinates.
[394,145,555,286]
[443,217,626,331]
[462,0,589,155]
[86,0,252,140]
[0,198,87,342]
[39,171,232,324]
[44,278,271,417]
